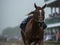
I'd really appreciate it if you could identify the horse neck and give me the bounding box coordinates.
[32,19,40,32]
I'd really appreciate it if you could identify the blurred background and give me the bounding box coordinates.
[0,0,60,45]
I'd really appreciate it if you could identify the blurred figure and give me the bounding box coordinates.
[56,31,60,41]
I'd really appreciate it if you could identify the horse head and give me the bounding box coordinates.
[28,3,47,22]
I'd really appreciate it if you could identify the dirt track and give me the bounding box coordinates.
[0,41,60,45]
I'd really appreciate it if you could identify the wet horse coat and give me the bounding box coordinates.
[21,3,47,45]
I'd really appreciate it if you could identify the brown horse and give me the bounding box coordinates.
[21,3,47,45]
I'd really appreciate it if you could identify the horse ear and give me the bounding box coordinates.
[34,3,37,9]
[42,4,47,9]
